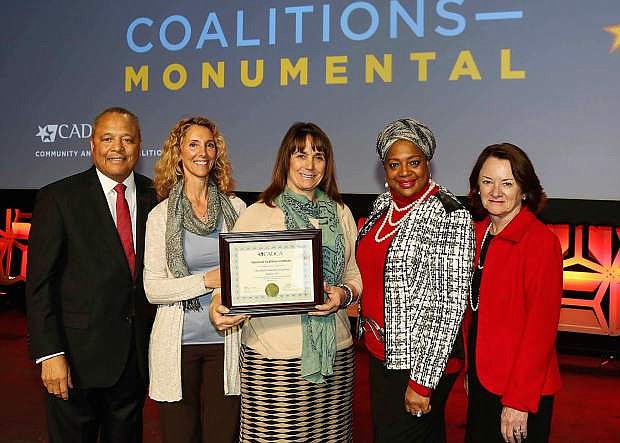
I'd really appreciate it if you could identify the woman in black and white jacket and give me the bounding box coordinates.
[356,118,474,442]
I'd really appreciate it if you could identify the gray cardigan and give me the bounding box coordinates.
[143,196,246,401]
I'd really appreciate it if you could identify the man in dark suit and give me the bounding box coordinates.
[26,107,157,442]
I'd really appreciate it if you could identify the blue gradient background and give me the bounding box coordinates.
[1,1,618,199]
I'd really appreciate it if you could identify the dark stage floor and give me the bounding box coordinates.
[1,307,618,443]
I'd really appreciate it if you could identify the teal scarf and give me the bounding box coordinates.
[275,186,345,383]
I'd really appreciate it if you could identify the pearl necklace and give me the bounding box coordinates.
[476,224,493,269]
[470,223,494,312]
[374,181,436,243]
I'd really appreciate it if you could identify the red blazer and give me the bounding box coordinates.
[463,207,563,413]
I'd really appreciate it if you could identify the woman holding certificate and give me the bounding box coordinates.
[143,117,246,443]
[356,118,474,442]
[210,122,362,442]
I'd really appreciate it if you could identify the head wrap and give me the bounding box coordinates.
[376,118,436,161]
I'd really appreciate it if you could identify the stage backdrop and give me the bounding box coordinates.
[1,1,619,198]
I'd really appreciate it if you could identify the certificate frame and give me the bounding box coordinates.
[219,229,324,316]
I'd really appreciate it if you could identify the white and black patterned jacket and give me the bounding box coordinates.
[358,187,474,389]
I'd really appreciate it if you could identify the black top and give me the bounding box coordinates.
[467,233,494,373]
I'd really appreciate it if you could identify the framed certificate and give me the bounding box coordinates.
[219,229,324,316]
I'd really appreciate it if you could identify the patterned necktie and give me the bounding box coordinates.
[114,183,136,279]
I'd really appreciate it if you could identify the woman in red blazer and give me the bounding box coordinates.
[464,143,563,443]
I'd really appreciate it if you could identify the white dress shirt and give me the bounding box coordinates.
[95,168,138,247]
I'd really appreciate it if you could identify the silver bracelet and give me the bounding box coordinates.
[337,283,355,307]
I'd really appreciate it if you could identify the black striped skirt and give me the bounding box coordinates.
[239,345,355,442]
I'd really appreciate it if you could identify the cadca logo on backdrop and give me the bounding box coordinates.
[36,123,92,143]
[34,123,93,158]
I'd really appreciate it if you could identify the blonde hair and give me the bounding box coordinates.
[153,117,235,201]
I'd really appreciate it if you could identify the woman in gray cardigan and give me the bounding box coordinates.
[143,117,245,443]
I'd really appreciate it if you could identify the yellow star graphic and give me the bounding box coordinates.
[604,24,620,53]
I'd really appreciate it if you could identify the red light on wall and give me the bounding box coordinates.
[549,225,620,336]
[0,209,30,282]
[11,222,30,239]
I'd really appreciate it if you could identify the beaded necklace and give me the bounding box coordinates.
[476,224,493,270]
[470,223,494,311]
[374,180,436,243]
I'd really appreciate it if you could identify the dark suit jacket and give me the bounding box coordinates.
[26,166,157,389]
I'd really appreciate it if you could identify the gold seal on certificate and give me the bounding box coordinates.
[219,229,324,316]
[265,283,279,297]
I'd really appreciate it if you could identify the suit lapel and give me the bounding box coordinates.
[134,178,152,276]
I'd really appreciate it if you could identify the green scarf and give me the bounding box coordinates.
[165,179,239,311]
[275,186,345,383]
